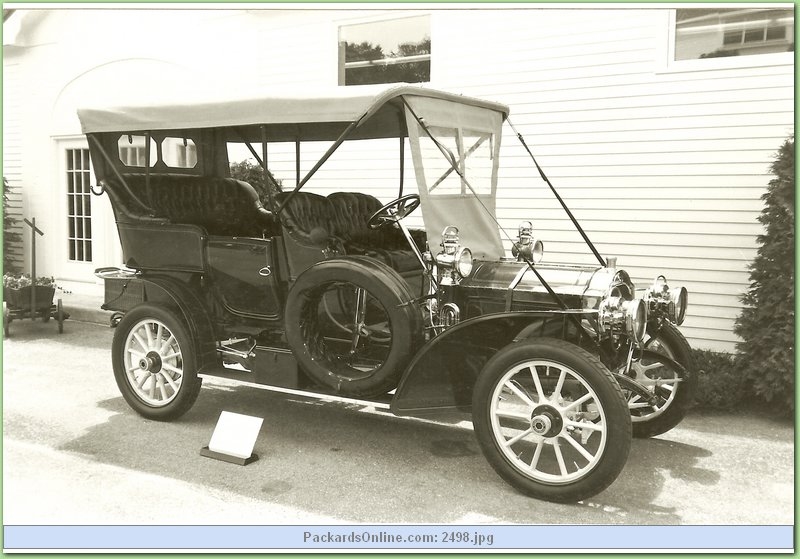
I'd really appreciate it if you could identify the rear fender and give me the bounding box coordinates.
[391,311,585,416]
[138,275,218,370]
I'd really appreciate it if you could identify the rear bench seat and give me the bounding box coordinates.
[105,173,277,237]
[106,174,425,274]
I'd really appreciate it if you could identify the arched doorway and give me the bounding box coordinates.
[49,58,200,288]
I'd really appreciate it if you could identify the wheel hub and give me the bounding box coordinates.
[138,351,163,373]
[530,404,563,438]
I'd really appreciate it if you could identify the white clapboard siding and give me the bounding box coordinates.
[433,8,791,352]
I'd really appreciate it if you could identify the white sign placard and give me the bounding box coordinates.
[208,411,264,460]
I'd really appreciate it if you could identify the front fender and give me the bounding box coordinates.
[391,311,590,416]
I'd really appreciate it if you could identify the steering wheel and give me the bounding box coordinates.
[367,194,421,230]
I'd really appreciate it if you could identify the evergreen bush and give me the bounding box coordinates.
[3,177,22,274]
[691,349,744,411]
[733,136,795,415]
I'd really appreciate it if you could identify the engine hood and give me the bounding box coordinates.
[459,259,630,311]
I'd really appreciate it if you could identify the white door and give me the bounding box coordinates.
[55,138,122,284]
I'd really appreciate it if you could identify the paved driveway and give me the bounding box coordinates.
[3,320,793,530]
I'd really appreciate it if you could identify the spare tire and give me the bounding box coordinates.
[284,257,422,397]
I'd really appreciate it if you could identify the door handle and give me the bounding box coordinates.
[258,266,272,277]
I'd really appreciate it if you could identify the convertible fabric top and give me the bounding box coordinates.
[77,84,510,140]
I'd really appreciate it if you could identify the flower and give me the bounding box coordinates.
[3,273,55,290]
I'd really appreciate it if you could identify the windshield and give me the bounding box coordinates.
[405,95,504,259]
[422,127,494,197]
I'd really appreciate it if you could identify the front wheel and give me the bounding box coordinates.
[112,303,202,421]
[472,338,631,503]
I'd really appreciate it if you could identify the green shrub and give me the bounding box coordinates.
[3,177,22,274]
[229,160,282,203]
[733,136,795,415]
[691,349,744,411]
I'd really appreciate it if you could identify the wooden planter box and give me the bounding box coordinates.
[4,285,56,311]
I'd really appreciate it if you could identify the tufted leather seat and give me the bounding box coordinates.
[274,191,336,246]
[327,192,384,245]
[327,192,423,273]
[105,173,277,237]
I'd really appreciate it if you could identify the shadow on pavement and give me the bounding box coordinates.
[593,436,717,521]
[59,383,717,524]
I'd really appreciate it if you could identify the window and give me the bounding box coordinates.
[162,137,197,168]
[117,134,156,167]
[415,126,495,197]
[419,126,462,195]
[675,8,793,61]
[66,149,92,262]
[338,15,430,86]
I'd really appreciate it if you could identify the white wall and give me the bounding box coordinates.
[3,6,793,351]
[427,8,793,352]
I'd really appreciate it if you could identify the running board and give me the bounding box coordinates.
[198,373,393,410]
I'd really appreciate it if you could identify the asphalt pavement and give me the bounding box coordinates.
[2,318,794,530]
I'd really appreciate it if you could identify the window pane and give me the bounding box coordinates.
[117,135,157,167]
[419,126,463,196]
[462,131,494,197]
[340,15,431,85]
[162,137,198,168]
[66,148,93,262]
[675,8,794,60]
[744,28,763,43]
[767,26,786,41]
[345,60,431,86]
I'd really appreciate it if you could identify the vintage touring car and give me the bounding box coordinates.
[78,84,695,502]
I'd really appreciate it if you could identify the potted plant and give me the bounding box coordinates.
[3,273,56,312]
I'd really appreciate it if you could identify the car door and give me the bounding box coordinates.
[206,237,283,320]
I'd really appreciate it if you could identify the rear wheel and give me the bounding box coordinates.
[472,338,631,503]
[112,303,202,421]
[284,258,421,397]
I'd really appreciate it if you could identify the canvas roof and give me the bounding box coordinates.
[77,84,510,141]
